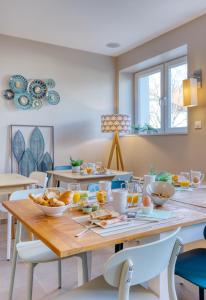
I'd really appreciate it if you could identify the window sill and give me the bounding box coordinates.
[123,131,188,137]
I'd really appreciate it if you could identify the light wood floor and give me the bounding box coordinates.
[0,223,205,300]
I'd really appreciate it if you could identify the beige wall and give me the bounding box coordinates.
[116,14,206,176]
[0,35,115,172]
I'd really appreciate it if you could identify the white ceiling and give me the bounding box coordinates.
[0,0,206,56]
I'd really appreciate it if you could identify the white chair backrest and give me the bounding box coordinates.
[104,228,180,287]
[10,188,45,201]
[29,171,48,188]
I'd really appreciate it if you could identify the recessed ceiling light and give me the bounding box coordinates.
[106,42,120,48]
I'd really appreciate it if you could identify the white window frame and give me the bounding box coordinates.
[135,56,188,135]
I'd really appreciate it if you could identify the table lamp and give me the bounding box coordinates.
[101,114,131,171]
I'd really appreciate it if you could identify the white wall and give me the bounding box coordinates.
[117,14,206,176]
[0,35,115,172]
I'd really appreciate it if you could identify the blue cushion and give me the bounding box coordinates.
[54,165,72,170]
[112,180,125,189]
[175,248,206,289]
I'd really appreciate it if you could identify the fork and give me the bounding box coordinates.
[75,223,97,238]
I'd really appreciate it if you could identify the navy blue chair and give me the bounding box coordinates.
[54,165,72,187]
[87,180,126,192]
[175,227,206,300]
[111,180,126,189]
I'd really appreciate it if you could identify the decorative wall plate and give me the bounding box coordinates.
[14,92,33,110]
[2,89,14,100]
[46,90,60,105]
[9,75,28,93]
[28,79,47,99]
[32,99,43,110]
[45,79,56,89]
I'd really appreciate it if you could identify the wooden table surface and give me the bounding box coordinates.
[0,173,36,188]
[47,169,132,184]
[3,199,206,258]
[172,186,206,208]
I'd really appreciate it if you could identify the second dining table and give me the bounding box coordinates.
[47,169,133,186]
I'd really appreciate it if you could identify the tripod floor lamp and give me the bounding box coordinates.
[101,114,131,171]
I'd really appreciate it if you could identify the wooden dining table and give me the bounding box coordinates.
[3,187,206,300]
[0,173,37,195]
[47,169,133,186]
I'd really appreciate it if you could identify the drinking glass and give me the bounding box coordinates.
[68,183,80,191]
[124,181,140,208]
[179,172,190,188]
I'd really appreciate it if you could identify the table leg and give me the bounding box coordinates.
[115,243,123,252]
[51,175,58,187]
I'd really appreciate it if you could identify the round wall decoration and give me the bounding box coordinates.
[3,75,60,110]
[28,79,47,99]
[46,90,60,105]
[2,89,15,100]
[45,79,56,89]
[32,99,43,110]
[14,92,33,110]
[9,75,28,93]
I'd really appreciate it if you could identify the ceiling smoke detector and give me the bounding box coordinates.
[106,42,120,48]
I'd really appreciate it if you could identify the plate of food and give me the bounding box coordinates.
[89,209,128,228]
[29,189,74,216]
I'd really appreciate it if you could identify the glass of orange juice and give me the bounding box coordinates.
[180,181,190,188]
[73,191,81,204]
[127,193,139,207]
[96,191,106,205]
[86,167,93,174]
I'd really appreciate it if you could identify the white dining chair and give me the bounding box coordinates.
[29,171,48,188]
[51,228,181,300]
[6,188,46,260]
[8,188,91,300]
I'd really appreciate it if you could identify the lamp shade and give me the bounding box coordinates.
[183,78,198,107]
[101,114,131,133]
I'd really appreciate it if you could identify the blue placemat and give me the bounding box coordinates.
[137,209,172,220]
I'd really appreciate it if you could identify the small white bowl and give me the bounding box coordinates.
[34,203,70,217]
[141,205,153,215]
[146,182,175,206]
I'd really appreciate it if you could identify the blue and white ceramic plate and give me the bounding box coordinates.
[28,79,47,99]
[9,75,28,93]
[45,79,56,89]
[32,99,43,110]
[2,89,14,100]
[46,90,60,105]
[14,92,33,110]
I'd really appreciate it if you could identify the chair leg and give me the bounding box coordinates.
[58,259,62,289]
[199,287,204,300]
[11,218,16,240]
[8,235,18,300]
[8,221,21,300]
[27,263,36,300]
[7,213,12,260]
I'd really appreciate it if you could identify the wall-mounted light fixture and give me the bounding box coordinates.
[183,70,202,107]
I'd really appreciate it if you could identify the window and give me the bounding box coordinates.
[135,57,188,134]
